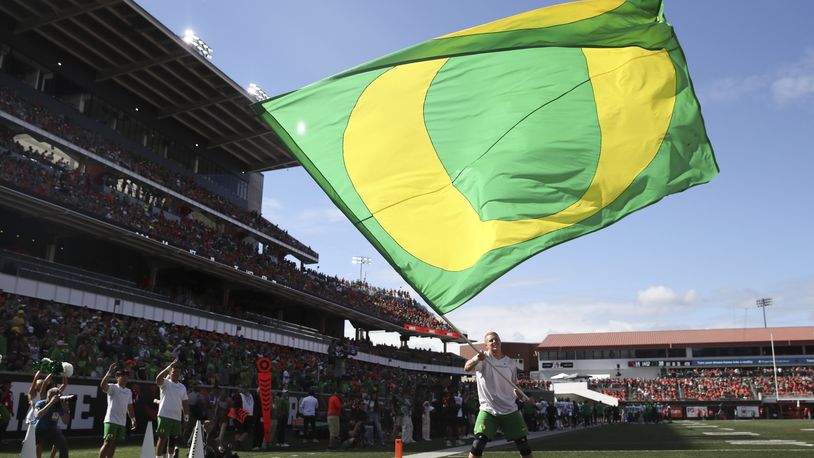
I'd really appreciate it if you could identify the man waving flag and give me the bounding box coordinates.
[255,0,718,315]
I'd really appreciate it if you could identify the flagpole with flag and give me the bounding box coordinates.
[256,0,717,318]
[439,314,530,401]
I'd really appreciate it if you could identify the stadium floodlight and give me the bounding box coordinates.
[351,256,372,282]
[756,297,773,328]
[247,83,269,102]
[181,29,213,60]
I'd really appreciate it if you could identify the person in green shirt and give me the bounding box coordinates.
[274,391,290,447]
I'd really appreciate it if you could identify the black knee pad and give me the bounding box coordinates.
[515,436,532,456]
[470,433,489,456]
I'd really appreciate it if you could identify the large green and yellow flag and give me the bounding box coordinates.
[256,0,718,314]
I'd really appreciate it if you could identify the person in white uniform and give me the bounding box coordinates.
[155,359,189,458]
[99,363,136,458]
[463,332,533,458]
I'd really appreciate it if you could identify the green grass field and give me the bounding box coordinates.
[3,420,813,458]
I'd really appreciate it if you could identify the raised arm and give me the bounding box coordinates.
[464,351,485,372]
[27,370,42,402]
[100,363,116,393]
[35,396,59,419]
[57,373,69,394]
[39,373,54,399]
[155,359,178,386]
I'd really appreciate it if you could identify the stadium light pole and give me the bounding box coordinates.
[182,29,213,60]
[756,297,772,328]
[351,256,372,282]
[769,333,780,401]
[247,83,269,102]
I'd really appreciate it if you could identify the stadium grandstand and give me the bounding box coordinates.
[532,327,814,418]
[0,0,472,447]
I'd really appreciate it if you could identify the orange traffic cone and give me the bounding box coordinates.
[394,437,403,458]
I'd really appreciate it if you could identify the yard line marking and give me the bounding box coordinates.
[726,440,812,447]
[703,432,760,436]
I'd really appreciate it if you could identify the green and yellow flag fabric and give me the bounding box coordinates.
[256,0,718,314]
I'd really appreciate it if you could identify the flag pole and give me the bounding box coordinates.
[438,313,530,401]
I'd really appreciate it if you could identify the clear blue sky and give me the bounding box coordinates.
[136,0,814,351]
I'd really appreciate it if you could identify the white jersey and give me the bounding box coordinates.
[104,384,133,426]
[473,353,518,415]
[158,379,188,421]
[240,393,254,415]
[299,395,318,416]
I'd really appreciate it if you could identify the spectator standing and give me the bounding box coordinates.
[400,392,414,444]
[0,380,12,445]
[421,398,434,441]
[183,381,203,443]
[365,390,385,447]
[155,359,189,458]
[99,363,136,458]
[442,389,458,447]
[299,390,318,443]
[327,389,341,449]
[274,390,290,447]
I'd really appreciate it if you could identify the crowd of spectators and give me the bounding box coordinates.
[0,291,478,449]
[590,367,813,402]
[0,292,462,394]
[0,124,451,331]
[0,85,316,259]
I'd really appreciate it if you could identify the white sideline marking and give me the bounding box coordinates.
[726,440,812,447]
[686,425,718,428]
[717,428,734,431]
[703,432,760,436]
[802,428,814,431]
[406,426,597,458]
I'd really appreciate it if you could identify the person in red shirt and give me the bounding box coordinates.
[327,389,342,449]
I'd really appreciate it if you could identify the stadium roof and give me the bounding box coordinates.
[0,0,293,172]
[538,326,814,350]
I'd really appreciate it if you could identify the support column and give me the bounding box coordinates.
[45,243,57,262]
[222,286,231,309]
[443,341,447,353]
[148,266,159,291]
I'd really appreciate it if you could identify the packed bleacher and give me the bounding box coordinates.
[0,291,462,387]
[0,88,452,331]
[0,85,316,259]
[590,367,813,402]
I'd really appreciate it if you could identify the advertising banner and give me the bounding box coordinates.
[685,406,708,418]
[736,406,760,419]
